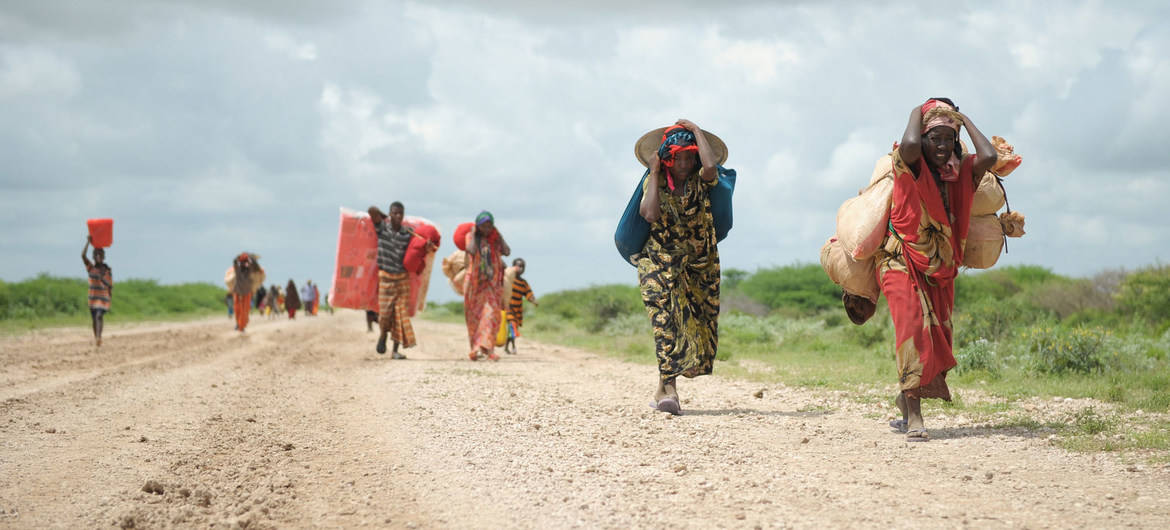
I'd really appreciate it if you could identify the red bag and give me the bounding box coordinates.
[453,222,473,251]
[329,208,379,311]
[404,216,441,317]
[403,217,441,274]
[87,218,113,248]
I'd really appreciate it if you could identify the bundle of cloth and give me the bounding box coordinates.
[441,249,468,295]
[224,253,265,292]
[822,136,1026,321]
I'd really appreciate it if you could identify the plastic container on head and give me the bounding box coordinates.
[87,218,114,248]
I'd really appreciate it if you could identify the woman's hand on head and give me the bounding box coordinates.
[675,118,699,132]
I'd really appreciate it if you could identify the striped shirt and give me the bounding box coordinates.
[508,277,533,321]
[375,221,413,274]
[87,264,112,310]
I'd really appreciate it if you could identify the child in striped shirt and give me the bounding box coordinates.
[82,236,112,347]
[505,258,538,354]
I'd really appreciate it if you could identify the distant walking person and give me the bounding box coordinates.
[285,279,301,319]
[266,284,280,319]
[301,280,316,316]
[255,285,267,314]
[369,202,436,358]
[464,211,510,361]
[504,258,538,354]
[82,236,113,347]
[230,253,263,332]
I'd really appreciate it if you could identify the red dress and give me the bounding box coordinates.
[876,152,976,400]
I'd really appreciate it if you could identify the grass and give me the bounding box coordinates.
[1,273,235,335]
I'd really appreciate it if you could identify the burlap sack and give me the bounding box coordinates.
[836,175,894,261]
[501,265,518,307]
[962,214,1005,269]
[820,237,879,302]
[450,269,466,296]
[971,173,1006,216]
[441,250,468,295]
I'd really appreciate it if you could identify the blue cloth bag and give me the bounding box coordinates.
[614,166,736,266]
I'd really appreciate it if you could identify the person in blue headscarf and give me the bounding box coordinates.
[637,119,724,415]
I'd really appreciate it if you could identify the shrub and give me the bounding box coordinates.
[722,268,749,290]
[1,273,225,320]
[1029,278,1116,320]
[954,339,1001,376]
[954,265,1060,306]
[953,297,1043,347]
[535,284,642,332]
[721,313,778,344]
[1025,325,1108,374]
[737,264,841,313]
[1116,264,1170,326]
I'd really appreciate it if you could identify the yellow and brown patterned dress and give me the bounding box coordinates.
[637,173,720,383]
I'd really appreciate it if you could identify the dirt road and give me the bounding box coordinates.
[1,313,1167,528]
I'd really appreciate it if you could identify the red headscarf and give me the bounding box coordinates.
[657,125,699,191]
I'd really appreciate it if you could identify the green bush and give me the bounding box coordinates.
[737,264,840,313]
[1025,325,1108,374]
[954,339,1001,376]
[954,265,1060,306]
[953,297,1046,347]
[0,273,227,322]
[535,284,642,332]
[1116,264,1170,326]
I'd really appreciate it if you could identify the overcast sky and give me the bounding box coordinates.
[2,1,1168,302]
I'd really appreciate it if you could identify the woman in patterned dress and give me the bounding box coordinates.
[464,211,510,361]
[637,119,723,415]
[877,98,997,441]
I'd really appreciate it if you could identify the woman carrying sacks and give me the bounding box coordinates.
[877,98,997,441]
[636,119,726,415]
[464,211,510,361]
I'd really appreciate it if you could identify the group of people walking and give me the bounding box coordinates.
[80,98,1006,442]
[633,103,1007,443]
[222,252,324,333]
[364,204,539,361]
[225,279,321,323]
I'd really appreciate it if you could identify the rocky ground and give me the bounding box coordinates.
[1,313,1167,529]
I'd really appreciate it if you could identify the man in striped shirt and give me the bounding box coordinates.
[368,202,435,358]
[82,236,113,347]
[505,258,538,354]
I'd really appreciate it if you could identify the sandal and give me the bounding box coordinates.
[889,419,908,433]
[488,353,500,361]
[652,397,681,416]
[468,351,478,361]
[906,429,930,442]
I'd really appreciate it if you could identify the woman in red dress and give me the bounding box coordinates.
[876,98,997,441]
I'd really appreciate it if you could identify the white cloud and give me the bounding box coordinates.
[263,32,318,61]
[3,0,1170,293]
[0,46,80,99]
